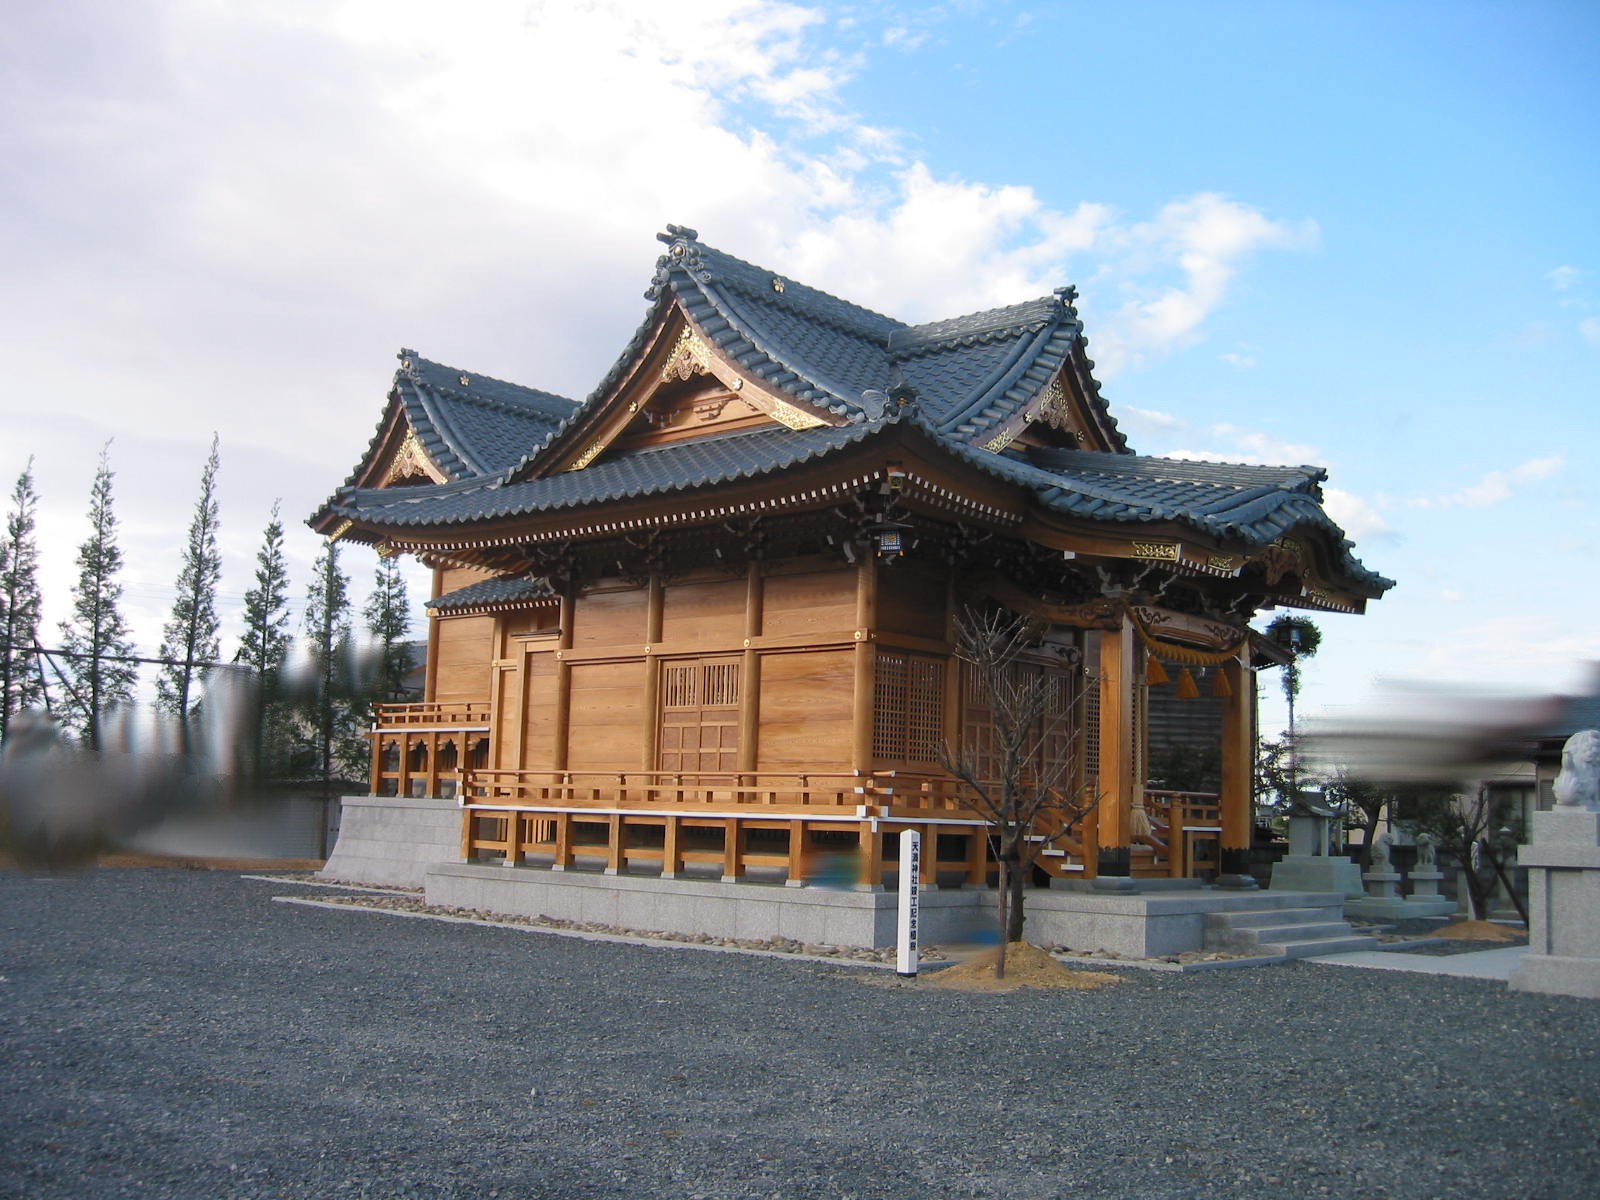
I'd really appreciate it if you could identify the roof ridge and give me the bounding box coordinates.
[650,227,907,340]
[402,351,577,415]
[891,296,1065,360]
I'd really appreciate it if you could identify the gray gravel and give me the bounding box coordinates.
[3,869,1597,1200]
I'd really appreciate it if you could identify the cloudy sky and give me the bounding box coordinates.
[3,0,1597,739]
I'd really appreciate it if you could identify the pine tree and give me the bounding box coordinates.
[0,458,46,741]
[364,553,413,702]
[156,435,223,742]
[60,443,137,750]
[300,541,365,796]
[237,502,292,775]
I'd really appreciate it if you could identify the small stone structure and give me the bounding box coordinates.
[1269,797,1364,898]
[1511,730,1600,999]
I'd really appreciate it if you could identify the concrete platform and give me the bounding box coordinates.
[1306,945,1528,981]
[425,859,1361,956]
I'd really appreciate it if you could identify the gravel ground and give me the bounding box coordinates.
[2,869,1596,1200]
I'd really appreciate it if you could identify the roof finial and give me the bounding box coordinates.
[657,224,699,245]
[1054,285,1079,310]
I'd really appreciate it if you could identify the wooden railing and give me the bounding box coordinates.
[1139,789,1222,878]
[456,766,1105,886]
[371,701,492,730]
[368,702,492,798]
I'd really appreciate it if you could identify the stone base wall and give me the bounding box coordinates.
[319,797,460,888]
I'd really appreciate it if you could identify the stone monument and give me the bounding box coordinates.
[1269,792,1364,898]
[1510,730,1600,999]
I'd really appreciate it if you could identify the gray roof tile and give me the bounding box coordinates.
[315,230,1387,597]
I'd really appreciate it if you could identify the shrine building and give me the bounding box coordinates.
[311,225,1391,940]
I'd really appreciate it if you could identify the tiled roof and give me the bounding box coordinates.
[398,354,576,477]
[328,423,880,530]
[314,229,1387,597]
[335,351,578,492]
[426,573,557,613]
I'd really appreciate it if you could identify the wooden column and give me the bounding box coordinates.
[785,820,806,887]
[553,585,574,772]
[1096,614,1136,877]
[857,819,884,891]
[642,574,664,773]
[941,575,961,752]
[851,556,878,774]
[424,566,443,703]
[661,816,682,879]
[739,562,762,774]
[1217,652,1258,886]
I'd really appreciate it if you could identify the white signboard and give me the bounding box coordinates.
[897,829,921,977]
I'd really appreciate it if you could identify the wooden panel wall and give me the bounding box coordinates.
[521,653,558,770]
[566,660,646,769]
[501,608,556,639]
[756,649,854,768]
[660,577,746,646]
[494,665,520,768]
[572,588,648,649]
[877,566,948,641]
[433,615,495,701]
[761,569,856,639]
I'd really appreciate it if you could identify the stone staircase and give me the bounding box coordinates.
[1203,897,1378,960]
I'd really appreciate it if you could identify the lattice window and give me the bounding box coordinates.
[660,657,741,772]
[663,663,699,709]
[703,660,740,707]
[875,651,945,765]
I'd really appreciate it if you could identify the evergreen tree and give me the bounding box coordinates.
[60,444,137,750]
[237,502,293,776]
[156,435,222,741]
[300,541,365,795]
[0,458,46,741]
[364,553,413,702]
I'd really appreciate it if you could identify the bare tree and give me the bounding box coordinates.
[937,607,1094,977]
[1398,784,1527,923]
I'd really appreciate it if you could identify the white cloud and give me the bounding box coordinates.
[1322,487,1394,542]
[1168,424,1324,466]
[1548,264,1582,291]
[1083,194,1318,376]
[1220,352,1256,368]
[0,0,1322,668]
[1581,317,1600,346]
[1409,455,1566,510]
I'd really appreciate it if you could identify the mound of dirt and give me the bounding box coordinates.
[926,941,1123,993]
[1434,920,1524,943]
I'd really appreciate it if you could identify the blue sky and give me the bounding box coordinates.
[2,0,1596,743]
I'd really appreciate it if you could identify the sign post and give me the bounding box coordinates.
[896,829,921,977]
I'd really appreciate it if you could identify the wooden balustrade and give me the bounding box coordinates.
[372,701,493,729]
[1140,789,1222,878]
[369,702,492,799]
[455,765,1105,888]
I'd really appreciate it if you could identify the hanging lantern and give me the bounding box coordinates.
[1176,668,1200,699]
[1146,657,1170,686]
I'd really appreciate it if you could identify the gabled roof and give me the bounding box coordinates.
[339,351,578,490]
[505,226,1127,480]
[312,227,1391,606]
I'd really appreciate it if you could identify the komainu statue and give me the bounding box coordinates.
[1552,729,1600,812]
